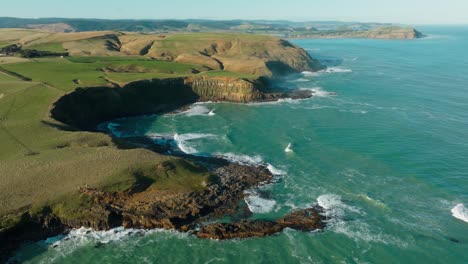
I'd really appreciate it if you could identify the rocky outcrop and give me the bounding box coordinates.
[197,208,325,239]
[0,157,326,262]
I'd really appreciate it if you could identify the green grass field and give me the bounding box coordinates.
[25,42,67,53]
[0,56,216,229]
[1,57,254,92]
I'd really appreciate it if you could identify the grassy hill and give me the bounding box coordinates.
[0,29,321,76]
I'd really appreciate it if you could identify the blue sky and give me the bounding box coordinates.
[2,0,468,24]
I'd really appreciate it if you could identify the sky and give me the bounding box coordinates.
[1,0,468,25]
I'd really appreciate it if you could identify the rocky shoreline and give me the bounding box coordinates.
[1,78,326,263]
[2,141,326,263]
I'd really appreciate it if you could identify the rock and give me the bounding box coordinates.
[196,207,325,240]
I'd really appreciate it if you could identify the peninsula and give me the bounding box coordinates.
[0,29,324,261]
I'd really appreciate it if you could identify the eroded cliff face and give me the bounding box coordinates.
[51,76,304,130]
[185,76,283,102]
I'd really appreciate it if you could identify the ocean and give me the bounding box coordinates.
[13,26,468,263]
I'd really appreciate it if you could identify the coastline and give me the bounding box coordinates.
[1,75,326,262]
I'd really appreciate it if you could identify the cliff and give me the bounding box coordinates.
[287,26,424,39]
[50,76,309,130]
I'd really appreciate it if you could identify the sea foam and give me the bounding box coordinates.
[451,204,468,223]
[173,133,216,154]
[244,190,277,213]
[180,105,216,117]
[301,87,336,97]
[316,194,405,246]
[302,66,352,77]
[215,152,263,166]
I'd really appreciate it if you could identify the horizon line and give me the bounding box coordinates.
[2,16,468,26]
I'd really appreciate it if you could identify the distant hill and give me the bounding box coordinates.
[0,17,424,39]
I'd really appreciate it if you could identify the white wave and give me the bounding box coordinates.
[451,204,468,223]
[302,67,352,77]
[244,190,276,213]
[246,97,303,106]
[293,78,310,82]
[285,143,293,153]
[301,71,319,77]
[42,227,187,257]
[317,194,360,218]
[324,67,352,73]
[173,133,216,154]
[180,105,216,117]
[216,152,263,166]
[301,87,336,98]
[267,164,286,176]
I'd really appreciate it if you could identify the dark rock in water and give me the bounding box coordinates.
[444,236,460,243]
[197,220,282,239]
[196,207,325,240]
[277,207,325,231]
[287,89,313,100]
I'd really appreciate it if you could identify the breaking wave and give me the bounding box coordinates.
[244,190,277,213]
[451,203,468,223]
[302,67,352,77]
[36,227,188,260]
[215,152,263,166]
[180,105,216,117]
[173,133,217,154]
[301,87,336,97]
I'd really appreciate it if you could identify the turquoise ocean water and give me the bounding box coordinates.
[14,26,468,263]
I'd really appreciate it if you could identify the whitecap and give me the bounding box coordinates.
[451,204,468,223]
[323,67,352,73]
[267,164,286,176]
[293,78,310,82]
[303,67,352,77]
[316,194,360,218]
[301,87,336,98]
[244,190,276,213]
[42,227,188,257]
[301,71,319,77]
[215,152,263,166]
[180,105,215,117]
[285,143,293,153]
[173,133,216,154]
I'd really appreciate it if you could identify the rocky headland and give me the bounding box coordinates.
[0,36,327,262]
[286,26,425,39]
